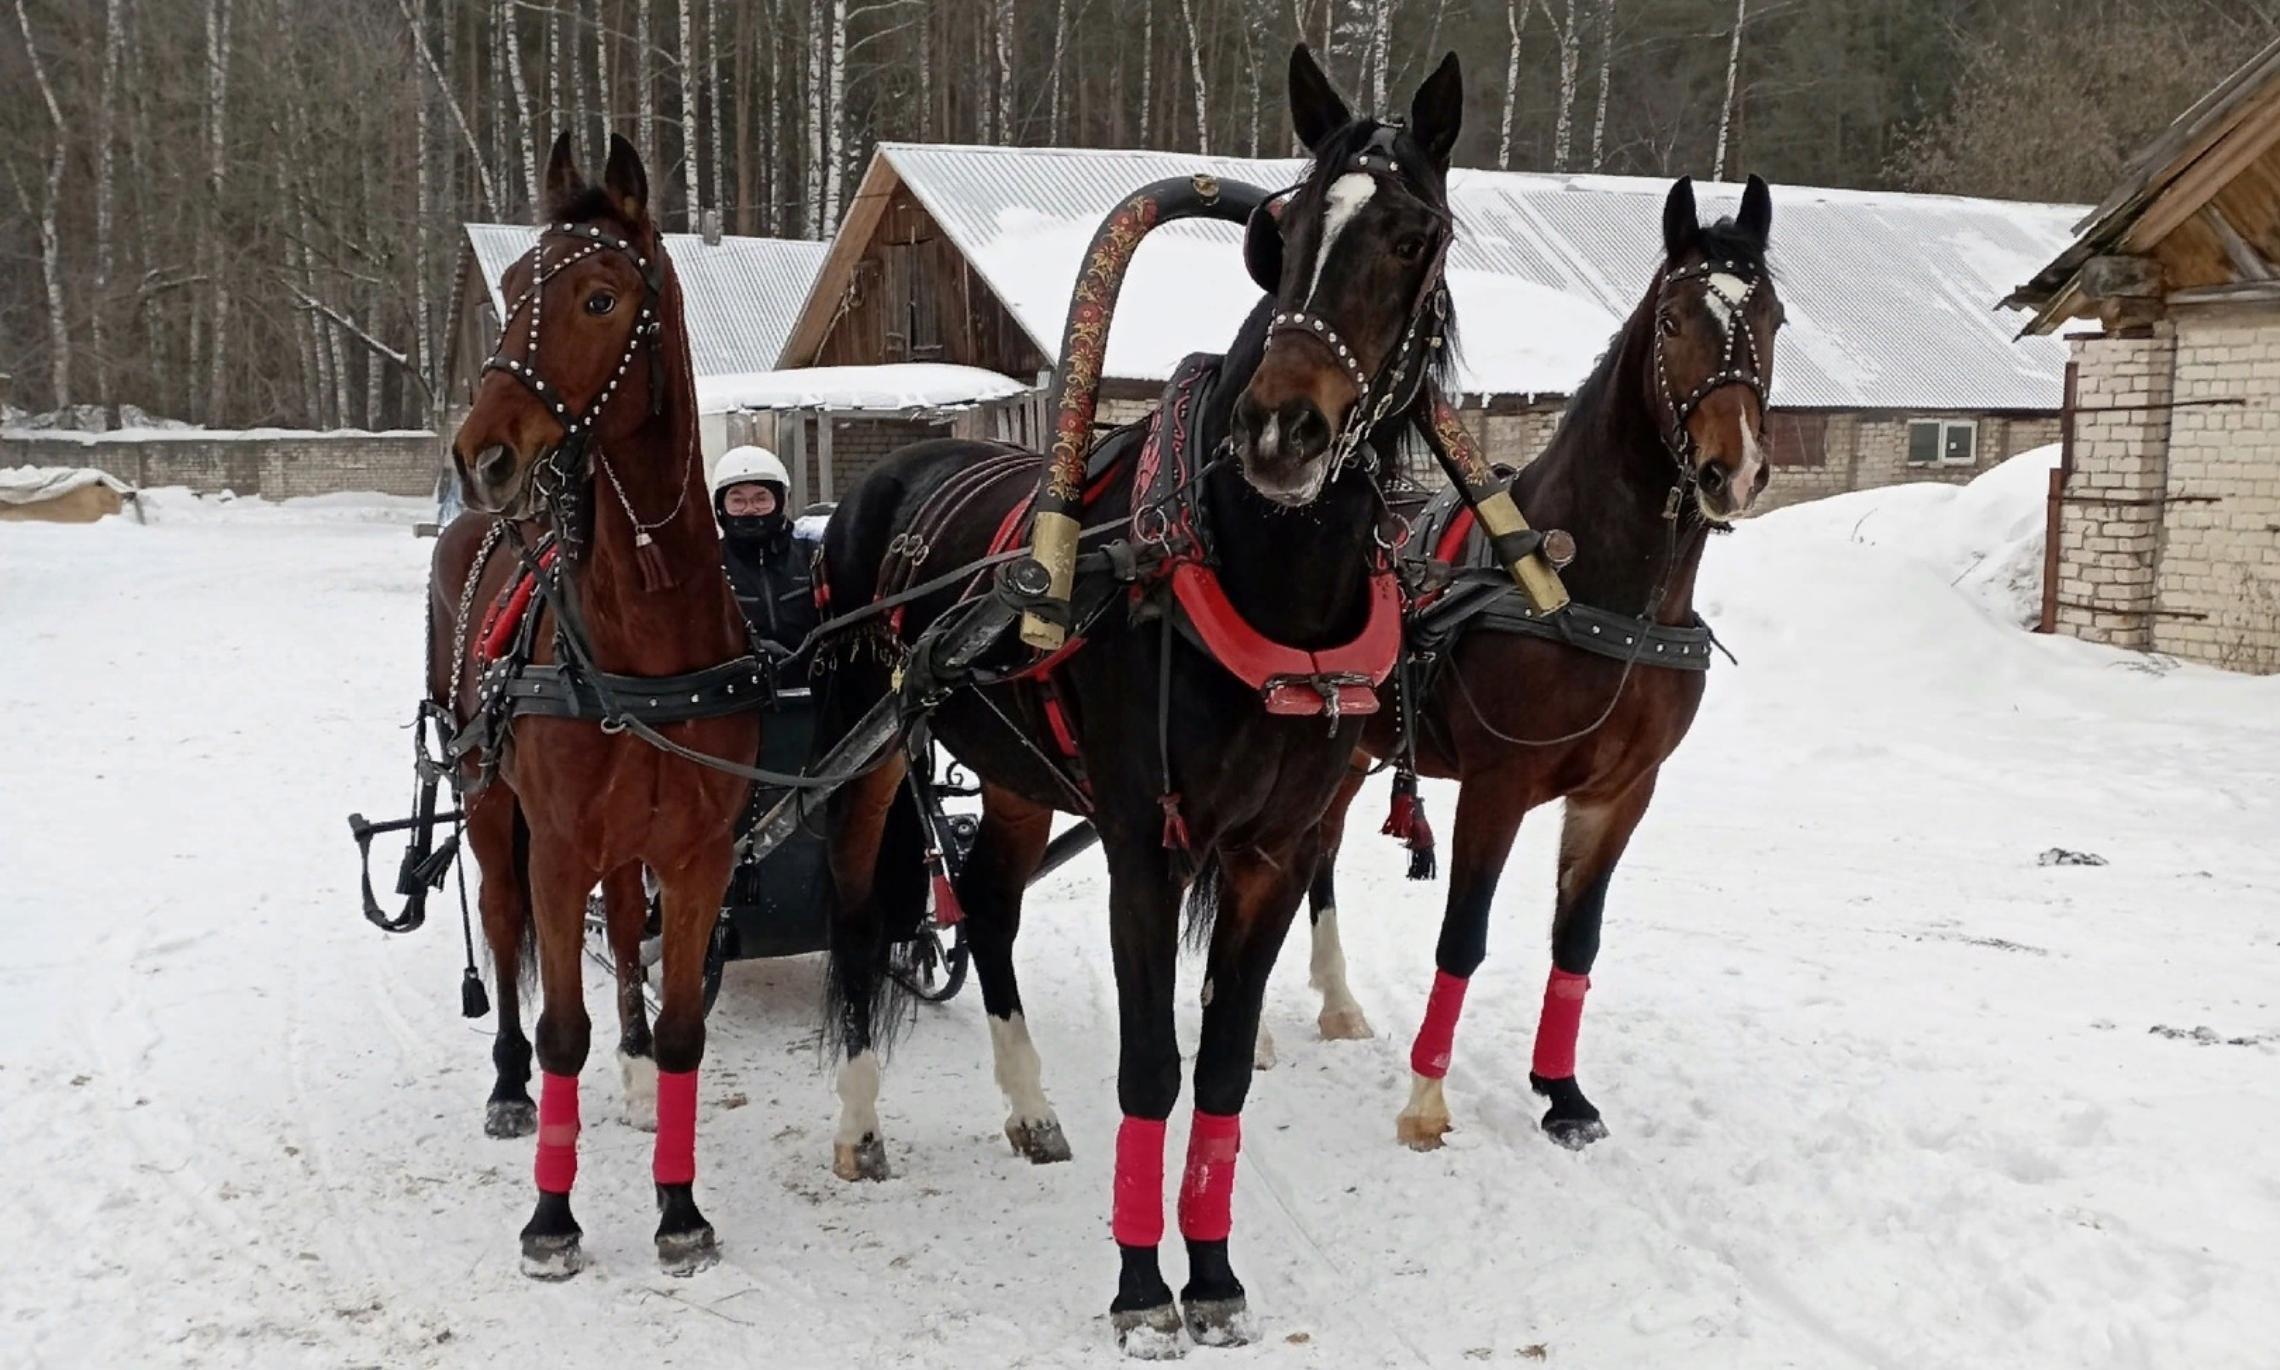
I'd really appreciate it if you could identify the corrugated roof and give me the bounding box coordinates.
[876,143,2084,411]
[464,225,827,381]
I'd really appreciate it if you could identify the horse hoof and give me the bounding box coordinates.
[1396,1111,1451,1152]
[1252,1026,1277,1071]
[833,1136,891,1182]
[485,1098,536,1139]
[519,1231,584,1281]
[1545,1116,1610,1149]
[1006,1117,1073,1165]
[1530,1073,1606,1149]
[1112,1301,1185,1359]
[657,1225,719,1277]
[1316,1005,1375,1041]
[1181,1294,1256,1348]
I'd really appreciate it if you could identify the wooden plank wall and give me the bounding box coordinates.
[814,187,1050,379]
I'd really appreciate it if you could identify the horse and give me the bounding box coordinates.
[813,44,1466,1350]
[1292,173,1783,1153]
[435,132,757,1278]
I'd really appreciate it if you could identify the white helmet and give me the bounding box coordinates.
[713,444,789,498]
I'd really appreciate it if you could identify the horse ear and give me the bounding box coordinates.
[1409,52,1463,168]
[1737,173,1772,246]
[1289,44,1351,153]
[1662,176,1698,258]
[543,130,585,218]
[1244,195,1286,293]
[604,133,650,225]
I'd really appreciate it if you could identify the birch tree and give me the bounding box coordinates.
[205,0,232,422]
[1179,0,1208,152]
[1048,0,1069,143]
[1544,0,1578,171]
[1714,0,1746,180]
[503,0,539,208]
[807,0,823,232]
[96,0,127,406]
[1499,0,1528,168]
[400,0,500,215]
[13,0,70,410]
[637,0,656,177]
[1589,0,1613,170]
[706,0,722,226]
[994,0,1014,143]
[678,0,698,222]
[593,0,610,165]
[1138,0,1153,145]
[824,0,845,227]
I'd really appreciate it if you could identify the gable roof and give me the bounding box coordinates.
[2008,37,2280,333]
[464,224,827,379]
[785,143,2082,412]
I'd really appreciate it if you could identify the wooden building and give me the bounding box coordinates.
[2008,39,2280,673]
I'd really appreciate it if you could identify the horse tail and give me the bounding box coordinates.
[1182,850,1224,952]
[509,800,538,991]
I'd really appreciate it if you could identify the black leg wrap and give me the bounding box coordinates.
[654,1182,719,1276]
[1110,1243,1182,1354]
[1529,1071,1609,1149]
[1179,1239,1252,1347]
[518,1190,584,1280]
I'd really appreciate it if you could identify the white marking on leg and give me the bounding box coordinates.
[834,1051,881,1146]
[1309,906,1374,1039]
[618,1048,659,1132]
[988,1013,1057,1127]
[1253,1022,1278,1070]
[1396,1072,1453,1150]
[1305,172,1378,307]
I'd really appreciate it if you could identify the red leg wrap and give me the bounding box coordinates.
[1113,1115,1168,1247]
[534,1071,580,1195]
[1177,1111,1241,1243]
[1531,968,1591,1079]
[654,1068,698,1186]
[1409,970,1470,1079]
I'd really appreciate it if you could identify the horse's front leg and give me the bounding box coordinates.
[1396,778,1523,1151]
[1305,762,1373,1041]
[1179,842,1313,1347]
[518,842,599,1279]
[1102,839,1185,1354]
[466,790,535,1138]
[601,862,658,1132]
[649,837,736,1274]
[1532,772,1658,1149]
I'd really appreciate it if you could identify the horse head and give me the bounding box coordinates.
[453,132,672,520]
[1233,44,1462,507]
[1647,174,1782,522]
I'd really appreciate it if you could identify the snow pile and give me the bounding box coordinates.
[124,485,430,526]
[699,363,1032,414]
[0,465,133,505]
[1750,444,2062,625]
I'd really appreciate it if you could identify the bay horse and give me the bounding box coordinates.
[435,132,755,1277]
[1299,175,1782,1151]
[815,45,1465,1350]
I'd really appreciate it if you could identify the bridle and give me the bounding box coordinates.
[481,221,684,557]
[1263,126,1455,480]
[1651,257,1772,510]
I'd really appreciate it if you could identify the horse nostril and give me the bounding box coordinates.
[1697,463,1728,497]
[1279,401,1328,459]
[476,444,516,492]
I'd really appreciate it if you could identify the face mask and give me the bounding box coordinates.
[721,514,771,542]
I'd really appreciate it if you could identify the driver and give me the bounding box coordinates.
[713,445,820,662]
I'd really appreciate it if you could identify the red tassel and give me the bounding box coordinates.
[1404,798,1437,881]
[928,858,964,926]
[1382,789,1416,841]
[1159,793,1191,852]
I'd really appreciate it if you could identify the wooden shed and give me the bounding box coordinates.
[2008,38,2280,672]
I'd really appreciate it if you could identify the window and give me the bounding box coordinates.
[881,241,943,362]
[1764,412,1827,468]
[1908,419,1977,466]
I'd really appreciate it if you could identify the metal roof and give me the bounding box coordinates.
[874,143,2084,411]
[464,224,827,381]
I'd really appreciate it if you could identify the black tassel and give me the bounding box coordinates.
[460,965,491,1019]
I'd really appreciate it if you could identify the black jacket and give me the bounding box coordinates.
[723,527,821,659]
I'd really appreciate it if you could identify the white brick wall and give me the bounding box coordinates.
[2149,311,2280,672]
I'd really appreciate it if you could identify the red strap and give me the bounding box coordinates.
[535,1070,580,1194]
[1410,970,1469,1079]
[653,1068,698,1185]
[479,544,560,663]
[1531,968,1591,1080]
[1434,504,1478,565]
[1113,1115,1169,1247]
[1177,1110,1241,1242]
[1169,562,1402,702]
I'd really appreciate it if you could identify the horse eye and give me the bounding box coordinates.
[584,291,617,317]
[1393,235,1427,262]
[1659,313,1681,337]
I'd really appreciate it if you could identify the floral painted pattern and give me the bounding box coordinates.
[1043,193,1162,504]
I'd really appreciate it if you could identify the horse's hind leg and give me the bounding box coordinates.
[649,839,736,1274]
[1396,778,1524,1152]
[1306,762,1373,1041]
[602,863,658,1132]
[961,782,1066,1164]
[467,790,536,1138]
[824,752,909,1182]
[517,842,598,1279]
[1532,772,1657,1149]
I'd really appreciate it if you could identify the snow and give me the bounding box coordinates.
[0,465,134,504]
[4,469,2278,1367]
[697,363,1033,415]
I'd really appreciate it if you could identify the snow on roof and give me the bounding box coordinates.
[875,143,2084,411]
[697,363,1031,413]
[464,225,827,388]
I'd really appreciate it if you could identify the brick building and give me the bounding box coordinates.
[0,427,438,500]
[2008,39,2280,672]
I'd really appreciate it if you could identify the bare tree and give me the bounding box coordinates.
[95,0,126,406]
[503,0,539,208]
[205,0,232,422]
[1179,0,1209,151]
[707,0,722,223]
[1049,0,1070,143]
[1713,0,1746,180]
[1544,0,1578,170]
[1366,0,1390,109]
[400,0,500,214]
[1499,0,1528,168]
[636,0,656,178]
[678,0,698,222]
[995,0,1015,142]
[1139,0,1152,145]
[824,0,846,225]
[13,0,70,410]
[1589,0,1614,170]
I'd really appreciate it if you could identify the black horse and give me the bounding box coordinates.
[1295,176,1784,1153]
[815,45,1465,1352]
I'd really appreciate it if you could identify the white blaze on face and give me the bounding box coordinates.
[1731,420,1766,511]
[1306,172,1379,307]
[1704,272,1747,332]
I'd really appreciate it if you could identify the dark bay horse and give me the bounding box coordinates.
[1299,176,1782,1151]
[815,45,1465,1350]
[435,133,755,1277]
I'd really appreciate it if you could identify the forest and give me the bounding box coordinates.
[2,0,2272,431]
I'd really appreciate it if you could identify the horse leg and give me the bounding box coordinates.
[1179,845,1311,1347]
[1104,839,1185,1353]
[963,782,1068,1164]
[468,791,536,1138]
[1306,764,1373,1041]
[517,842,598,1280]
[824,753,908,1183]
[602,863,658,1132]
[1396,779,1523,1151]
[1532,773,1657,1149]
[648,841,736,1274]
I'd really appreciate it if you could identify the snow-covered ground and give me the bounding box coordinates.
[4,463,2277,1369]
